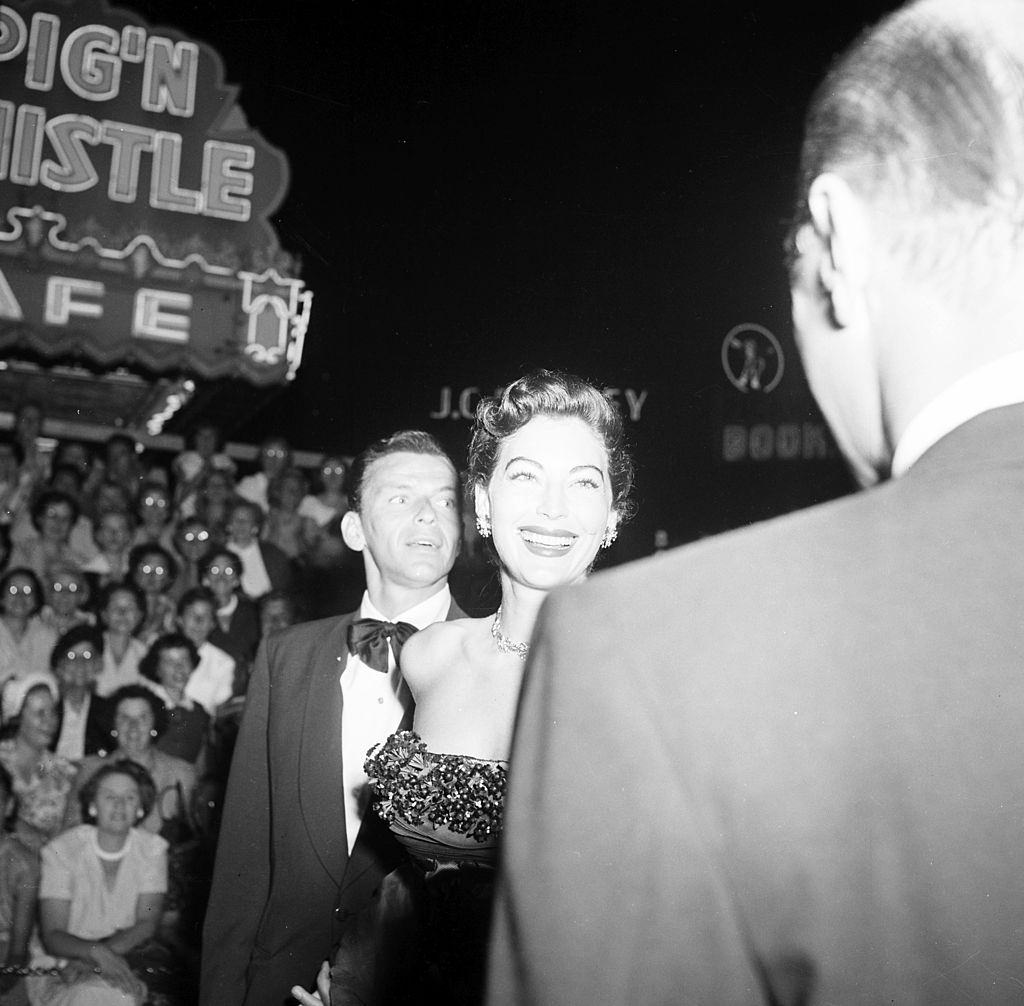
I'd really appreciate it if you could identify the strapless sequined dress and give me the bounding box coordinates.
[330,730,508,1006]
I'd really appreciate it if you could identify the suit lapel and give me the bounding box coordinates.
[297,615,352,887]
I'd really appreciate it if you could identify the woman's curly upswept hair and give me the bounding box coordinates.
[467,369,635,523]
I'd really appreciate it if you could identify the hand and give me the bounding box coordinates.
[291,960,331,1005]
[87,942,147,999]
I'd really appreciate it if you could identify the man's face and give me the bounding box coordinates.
[343,451,460,593]
[260,440,289,478]
[180,601,215,647]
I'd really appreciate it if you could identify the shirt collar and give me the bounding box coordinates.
[217,593,239,618]
[359,584,452,631]
[891,350,1024,477]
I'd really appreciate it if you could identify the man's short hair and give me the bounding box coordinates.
[347,430,455,513]
[787,0,1024,278]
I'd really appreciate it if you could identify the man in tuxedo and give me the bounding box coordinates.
[200,430,464,1006]
[488,2,1024,1003]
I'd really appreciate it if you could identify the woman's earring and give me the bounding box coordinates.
[110,729,118,739]
[476,515,491,538]
[150,729,158,738]
[601,526,618,549]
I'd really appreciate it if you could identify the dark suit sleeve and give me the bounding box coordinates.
[486,590,762,1005]
[199,634,275,1006]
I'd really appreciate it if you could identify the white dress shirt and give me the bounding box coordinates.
[891,350,1024,477]
[340,585,452,853]
[185,640,236,715]
[55,694,91,761]
[229,540,272,600]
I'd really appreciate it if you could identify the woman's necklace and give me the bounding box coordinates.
[491,608,530,659]
[92,829,132,862]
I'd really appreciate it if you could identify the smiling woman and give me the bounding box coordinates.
[297,370,636,1006]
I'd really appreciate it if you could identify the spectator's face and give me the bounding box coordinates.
[194,426,219,458]
[260,440,289,478]
[139,488,171,527]
[227,507,258,546]
[275,474,305,511]
[205,472,233,501]
[175,522,211,561]
[2,572,37,618]
[93,772,142,837]
[15,404,42,442]
[156,645,194,698]
[133,551,171,595]
[320,458,347,492]
[180,601,215,647]
[342,451,460,593]
[96,483,130,516]
[39,500,74,543]
[55,640,100,693]
[56,442,90,475]
[260,598,292,636]
[47,573,85,616]
[18,687,57,750]
[114,698,155,758]
[202,554,240,599]
[97,513,132,554]
[103,589,143,635]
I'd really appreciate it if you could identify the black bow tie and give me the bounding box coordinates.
[347,618,417,673]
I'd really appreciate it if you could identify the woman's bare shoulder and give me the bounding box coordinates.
[402,617,488,677]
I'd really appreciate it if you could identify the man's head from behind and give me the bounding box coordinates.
[341,431,461,605]
[787,0,1024,485]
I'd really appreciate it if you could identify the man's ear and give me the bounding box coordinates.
[341,510,365,552]
[805,172,872,330]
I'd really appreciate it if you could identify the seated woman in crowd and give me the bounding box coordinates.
[39,565,94,637]
[175,589,235,716]
[139,634,209,767]
[198,547,260,666]
[128,545,178,646]
[131,482,176,554]
[262,467,319,563]
[8,490,88,583]
[179,467,236,543]
[0,676,76,853]
[51,626,115,763]
[66,685,195,840]
[0,762,38,1003]
[93,583,147,699]
[0,568,57,684]
[168,517,213,602]
[82,511,136,592]
[29,760,166,1006]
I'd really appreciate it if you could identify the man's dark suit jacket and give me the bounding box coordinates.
[56,693,115,758]
[488,405,1024,1004]
[200,597,465,1006]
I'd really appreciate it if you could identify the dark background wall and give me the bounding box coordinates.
[102,1,899,559]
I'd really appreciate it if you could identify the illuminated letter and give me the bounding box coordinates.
[802,423,830,460]
[202,140,254,220]
[101,119,154,202]
[0,99,13,179]
[150,131,200,213]
[624,388,648,421]
[25,12,58,91]
[458,387,480,420]
[0,6,27,62]
[9,104,45,185]
[40,114,100,192]
[0,267,23,320]
[775,423,800,460]
[133,288,191,342]
[430,387,452,419]
[45,277,104,325]
[142,36,197,118]
[62,25,121,101]
[722,425,747,462]
[749,424,774,461]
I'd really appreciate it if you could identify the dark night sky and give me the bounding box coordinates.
[61,1,901,554]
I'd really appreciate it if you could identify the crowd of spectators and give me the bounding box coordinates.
[0,403,373,1004]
